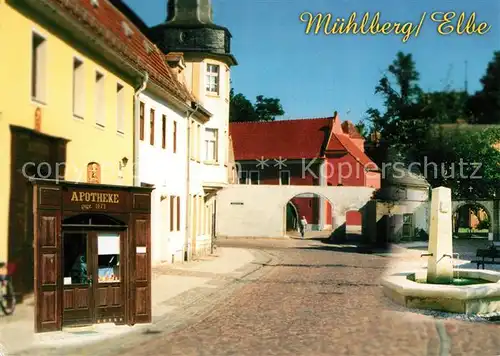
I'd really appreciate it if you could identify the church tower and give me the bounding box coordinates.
[149,0,237,209]
[150,0,236,65]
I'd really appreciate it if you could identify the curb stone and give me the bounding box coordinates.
[14,248,278,356]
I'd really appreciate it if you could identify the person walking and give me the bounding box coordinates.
[299,216,308,239]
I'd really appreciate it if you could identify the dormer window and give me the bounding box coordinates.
[144,40,153,54]
[122,21,133,38]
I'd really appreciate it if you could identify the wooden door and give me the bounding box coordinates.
[34,186,62,333]
[128,214,151,325]
[10,127,66,297]
[62,231,94,326]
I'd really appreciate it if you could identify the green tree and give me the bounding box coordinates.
[467,51,500,124]
[254,95,285,122]
[364,51,425,166]
[354,121,368,138]
[419,91,469,124]
[420,125,500,199]
[229,88,285,122]
[365,51,500,200]
[229,88,257,122]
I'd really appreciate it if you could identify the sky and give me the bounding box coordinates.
[124,0,500,124]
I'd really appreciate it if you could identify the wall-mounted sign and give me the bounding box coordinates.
[136,246,146,254]
[63,188,126,212]
[98,233,120,255]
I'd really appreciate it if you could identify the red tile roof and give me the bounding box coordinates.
[230,117,378,169]
[230,118,333,160]
[327,132,375,168]
[50,0,195,103]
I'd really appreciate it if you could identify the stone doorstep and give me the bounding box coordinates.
[34,323,152,348]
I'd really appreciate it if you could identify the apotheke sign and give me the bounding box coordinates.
[70,191,120,204]
[64,189,126,212]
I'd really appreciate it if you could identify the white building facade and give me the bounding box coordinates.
[135,81,215,263]
[137,90,188,264]
[149,0,238,258]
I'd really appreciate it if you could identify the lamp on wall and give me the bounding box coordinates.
[117,157,128,179]
[119,157,128,170]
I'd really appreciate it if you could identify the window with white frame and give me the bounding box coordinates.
[95,71,105,126]
[116,83,124,133]
[249,171,260,185]
[280,171,290,185]
[205,63,219,94]
[205,128,218,162]
[32,32,47,103]
[72,58,85,118]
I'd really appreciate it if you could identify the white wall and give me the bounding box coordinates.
[195,59,230,186]
[181,56,233,256]
[138,91,188,264]
[217,184,375,238]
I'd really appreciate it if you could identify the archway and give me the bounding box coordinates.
[284,192,334,239]
[286,202,299,232]
[452,202,492,239]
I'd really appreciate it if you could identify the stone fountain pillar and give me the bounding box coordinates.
[427,187,454,284]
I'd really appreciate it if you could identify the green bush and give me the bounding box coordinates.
[477,217,490,231]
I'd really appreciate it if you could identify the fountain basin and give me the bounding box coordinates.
[382,269,500,314]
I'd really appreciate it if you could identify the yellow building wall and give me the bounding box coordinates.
[0,4,135,261]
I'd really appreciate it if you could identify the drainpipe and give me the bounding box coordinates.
[184,103,200,261]
[133,72,149,186]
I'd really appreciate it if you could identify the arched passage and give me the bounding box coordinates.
[216,185,376,239]
[286,201,299,231]
[452,201,492,238]
[284,192,334,238]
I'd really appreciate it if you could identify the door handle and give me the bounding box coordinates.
[88,275,93,286]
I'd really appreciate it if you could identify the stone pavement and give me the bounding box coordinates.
[0,247,264,355]
[113,237,445,356]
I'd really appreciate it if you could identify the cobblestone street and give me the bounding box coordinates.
[114,238,440,356]
[13,237,500,355]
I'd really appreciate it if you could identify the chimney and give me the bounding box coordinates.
[341,120,365,152]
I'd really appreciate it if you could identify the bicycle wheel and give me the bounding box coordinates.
[0,279,16,315]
